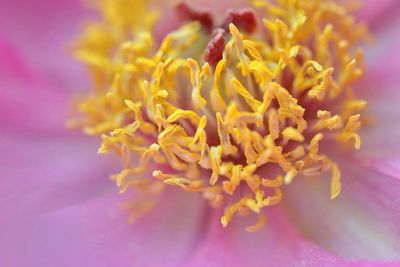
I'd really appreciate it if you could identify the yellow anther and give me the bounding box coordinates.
[216,112,238,156]
[246,214,267,233]
[284,146,306,161]
[268,109,280,140]
[163,177,202,190]
[249,60,275,85]
[263,188,282,206]
[187,58,207,110]
[231,77,262,111]
[330,162,342,199]
[338,114,362,149]
[262,175,283,188]
[167,109,201,125]
[189,116,207,147]
[210,146,222,185]
[284,167,298,185]
[211,60,227,111]
[309,133,324,159]
[229,24,250,75]
[316,110,344,130]
[282,127,305,142]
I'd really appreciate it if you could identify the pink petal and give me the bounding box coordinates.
[358,87,400,156]
[0,33,88,136]
[186,207,344,267]
[361,15,400,89]
[283,154,400,260]
[0,37,74,133]
[185,0,248,12]
[183,205,398,267]
[0,37,113,216]
[357,0,399,24]
[355,14,400,156]
[0,0,88,91]
[0,134,116,219]
[0,189,206,267]
[3,181,396,267]
[354,155,400,182]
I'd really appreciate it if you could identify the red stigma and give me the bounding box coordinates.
[204,29,226,68]
[223,8,257,33]
[176,3,214,32]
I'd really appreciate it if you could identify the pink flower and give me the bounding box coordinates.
[1,0,400,266]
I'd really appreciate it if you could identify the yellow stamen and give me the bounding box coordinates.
[72,0,369,230]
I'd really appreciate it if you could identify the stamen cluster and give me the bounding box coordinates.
[71,0,368,230]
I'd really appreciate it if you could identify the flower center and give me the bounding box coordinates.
[71,0,369,231]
